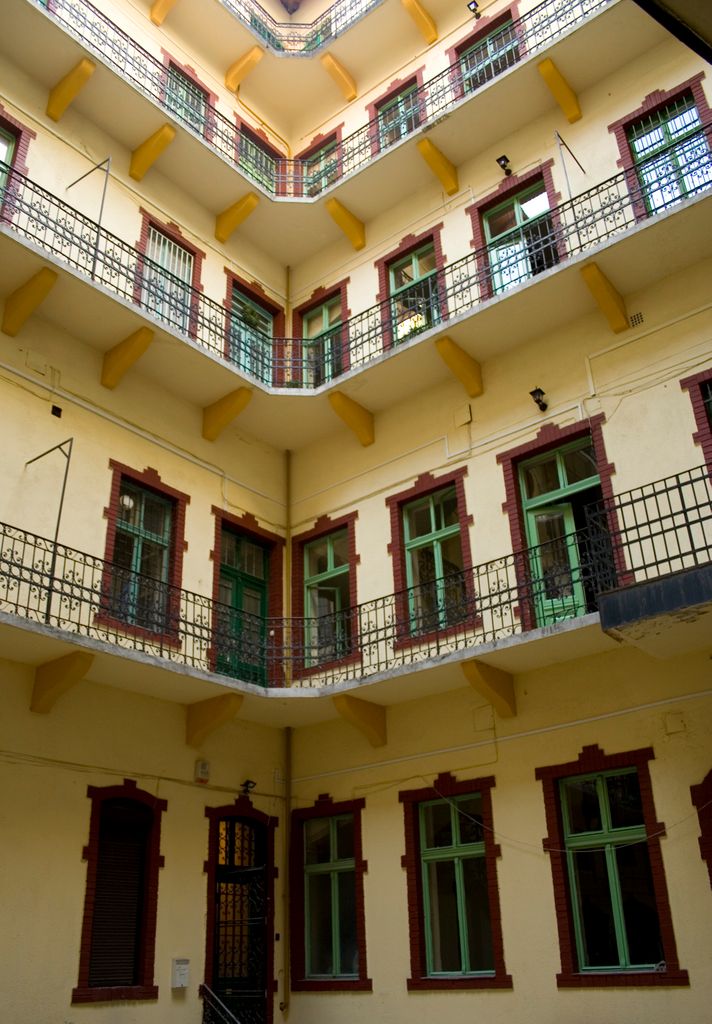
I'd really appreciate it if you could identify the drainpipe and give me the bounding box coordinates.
[280,725,292,1017]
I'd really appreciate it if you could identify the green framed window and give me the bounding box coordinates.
[460,21,519,93]
[304,140,338,196]
[378,85,421,149]
[483,181,558,294]
[560,768,664,970]
[111,480,173,631]
[402,486,467,634]
[216,529,268,685]
[419,794,494,976]
[302,296,342,385]
[0,126,16,190]
[239,126,277,190]
[304,814,358,977]
[230,286,273,382]
[389,243,440,342]
[627,94,712,215]
[304,529,352,665]
[165,64,208,135]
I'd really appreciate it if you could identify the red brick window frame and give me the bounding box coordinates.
[399,771,512,990]
[290,278,351,385]
[366,68,426,157]
[295,127,343,198]
[607,75,712,223]
[680,366,712,468]
[210,507,284,686]
[0,103,36,224]
[535,744,689,988]
[465,160,562,301]
[98,461,189,647]
[134,210,206,339]
[445,5,522,101]
[691,770,712,889]
[224,270,285,385]
[374,223,446,350]
[385,467,476,650]
[291,512,361,677]
[159,50,218,142]
[289,794,372,991]
[73,779,167,1004]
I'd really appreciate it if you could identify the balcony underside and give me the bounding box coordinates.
[1,0,667,265]
[1,189,711,450]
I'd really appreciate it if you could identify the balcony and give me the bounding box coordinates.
[0,465,710,723]
[2,0,668,263]
[1,123,711,445]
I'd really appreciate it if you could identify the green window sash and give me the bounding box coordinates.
[483,182,557,294]
[402,487,466,634]
[304,529,351,665]
[303,296,342,384]
[304,815,358,977]
[111,481,173,630]
[165,65,208,135]
[460,21,519,93]
[388,243,440,342]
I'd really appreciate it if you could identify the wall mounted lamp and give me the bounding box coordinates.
[467,1,481,18]
[241,778,257,795]
[529,387,548,412]
[496,154,512,176]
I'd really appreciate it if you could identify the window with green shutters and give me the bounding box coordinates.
[303,529,351,665]
[302,296,342,386]
[111,480,174,632]
[402,486,467,634]
[483,181,558,294]
[165,64,208,135]
[560,768,664,971]
[459,20,519,93]
[304,814,358,978]
[389,243,440,342]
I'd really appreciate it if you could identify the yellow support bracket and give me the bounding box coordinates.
[186,694,244,748]
[580,262,628,333]
[333,694,387,747]
[31,651,94,714]
[328,391,374,447]
[2,267,58,337]
[46,58,96,122]
[101,327,154,389]
[435,336,483,397]
[416,138,458,196]
[202,388,253,441]
[215,194,260,243]
[225,46,265,92]
[319,53,357,102]
[461,660,516,718]
[150,0,179,25]
[400,0,437,44]
[325,198,365,251]
[129,124,176,181]
[537,58,581,124]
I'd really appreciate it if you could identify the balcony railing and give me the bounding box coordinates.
[217,0,384,54]
[31,0,610,196]
[2,123,710,390]
[1,465,709,690]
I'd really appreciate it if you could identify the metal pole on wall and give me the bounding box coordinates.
[24,437,74,623]
[66,156,111,281]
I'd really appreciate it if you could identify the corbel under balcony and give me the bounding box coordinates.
[461,660,516,717]
[416,138,458,196]
[46,58,96,123]
[580,262,628,333]
[186,693,244,748]
[537,57,581,124]
[202,388,253,441]
[400,0,438,44]
[1,267,58,337]
[435,336,483,397]
[325,198,365,250]
[225,47,265,92]
[319,53,357,102]
[328,391,374,446]
[332,693,387,747]
[215,194,260,243]
[129,124,177,181]
[150,0,179,25]
[101,327,155,389]
[31,651,94,713]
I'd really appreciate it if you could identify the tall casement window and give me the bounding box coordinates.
[536,745,688,988]
[459,20,519,93]
[400,773,511,990]
[389,243,440,342]
[691,770,712,889]
[680,367,712,468]
[302,295,342,385]
[111,479,175,633]
[141,226,194,332]
[0,125,16,190]
[215,528,268,685]
[165,64,208,135]
[73,781,166,1003]
[627,94,712,215]
[483,181,558,293]
[290,796,370,991]
[303,528,351,666]
[304,140,338,196]
[229,285,273,382]
[239,126,278,190]
[402,486,467,635]
[377,83,422,149]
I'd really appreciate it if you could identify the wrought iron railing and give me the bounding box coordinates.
[199,985,242,1024]
[1,466,710,690]
[2,122,711,389]
[217,0,384,54]
[31,0,610,194]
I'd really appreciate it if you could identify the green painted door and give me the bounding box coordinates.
[526,503,586,625]
[216,533,268,685]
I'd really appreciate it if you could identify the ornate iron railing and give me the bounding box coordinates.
[31,0,610,194]
[200,985,243,1024]
[2,122,711,389]
[217,0,384,54]
[0,466,710,690]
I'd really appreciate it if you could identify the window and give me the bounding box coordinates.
[239,126,278,190]
[0,125,16,190]
[691,770,712,889]
[141,226,194,332]
[215,529,268,685]
[627,94,712,215]
[304,140,338,196]
[229,285,273,382]
[302,296,342,385]
[703,379,712,432]
[165,64,208,135]
[402,486,467,634]
[483,181,558,293]
[377,84,422,149]
[400,773,510,989]
[680,367,712,469]
[290,796,370,991]
[389,243,440,341]
[303,528,351,665]
[73,781,166,1003]
[459,20,519,93]
[536,744,688,987]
